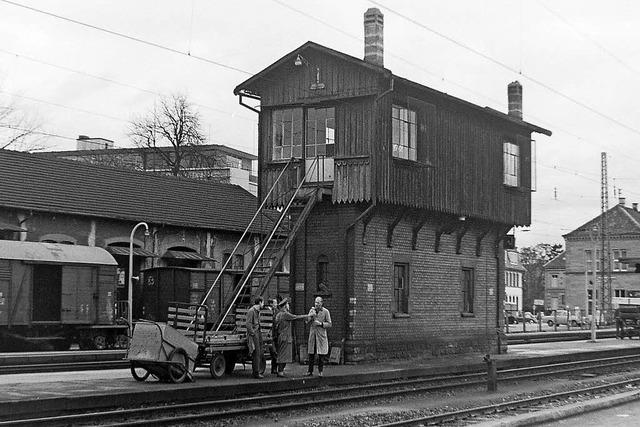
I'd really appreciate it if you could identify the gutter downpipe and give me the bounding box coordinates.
[342,76,392,355]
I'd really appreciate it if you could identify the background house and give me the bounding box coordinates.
[560,197,640,321]
[37,136,258,195]
[543,251,566,311]
[505,249,525,312]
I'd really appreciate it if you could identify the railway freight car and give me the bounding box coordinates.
[0,240,127,351]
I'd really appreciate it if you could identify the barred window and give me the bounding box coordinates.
[462,267,475,314]
[393,263,409,314]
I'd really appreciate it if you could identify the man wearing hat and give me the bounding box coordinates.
[274,298,308,377]
[267,298,280,375]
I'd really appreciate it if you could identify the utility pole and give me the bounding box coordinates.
[600,152,612,324]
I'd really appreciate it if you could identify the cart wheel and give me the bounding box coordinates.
[168,348,189,383]
[93,335,108,350]
[209,353,226,379]
[547,320,554,327]
[225,353,236,374]
[130,363,150,382]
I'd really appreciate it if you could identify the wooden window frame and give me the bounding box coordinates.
[392,105,417,162]
[503,141,520,187]
[461,267,475,315]
[393,262,410,315]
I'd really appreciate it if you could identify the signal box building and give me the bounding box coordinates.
[234,8,551,361]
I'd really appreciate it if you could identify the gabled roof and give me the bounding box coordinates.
[235,41,551,137]
[544,251,566,270]
[0,149,263,233]
[563,203,640,239]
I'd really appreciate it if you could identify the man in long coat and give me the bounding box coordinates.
[268,298,279,374]
[274,298,307,377]
[306,296,332,376]
[246,297,264,379]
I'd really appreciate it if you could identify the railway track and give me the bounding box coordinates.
[3,353,640,426]
[0,331,618,374]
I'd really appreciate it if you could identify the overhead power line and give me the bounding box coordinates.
[0,0,252,75]
[369,0,640,138]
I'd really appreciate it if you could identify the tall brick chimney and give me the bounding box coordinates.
[619,197,626,206]
[508,81,523,119]
[364,8,384,67]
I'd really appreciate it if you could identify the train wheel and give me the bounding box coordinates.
[168,348,189,383]
[224,353,236,374]
[130,363,150,382]
[209,353,226,379]
[93,335,108,350]
[114,334,129,349]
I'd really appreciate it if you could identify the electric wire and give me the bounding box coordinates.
[0,0,252,76]
[369,0,640,138]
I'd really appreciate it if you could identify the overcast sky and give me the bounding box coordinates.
[1,0,639,248]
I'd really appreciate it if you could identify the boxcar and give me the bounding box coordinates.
[0,241,127,351]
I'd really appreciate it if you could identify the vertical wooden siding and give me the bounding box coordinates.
[375,88,532,225]
[255,50,381,107]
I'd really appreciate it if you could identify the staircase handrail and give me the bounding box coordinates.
[197,158,294,308]
[213,156,320,333]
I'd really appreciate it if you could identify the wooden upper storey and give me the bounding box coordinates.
[235,42,551,226]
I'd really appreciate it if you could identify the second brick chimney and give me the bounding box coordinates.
[508,81,523,119]
[364,8,384,67]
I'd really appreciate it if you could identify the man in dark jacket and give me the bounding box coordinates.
[275,298,308,377]
[268,298,279,374]
[246,297,264,379]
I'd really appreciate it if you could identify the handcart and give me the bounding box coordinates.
[127,320,199,383]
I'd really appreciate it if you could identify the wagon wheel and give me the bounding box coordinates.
[209,352,226,379]
[168,348,189,383]
[224,353,236,374]
[130,362,150,382]
[93,335,108,350]
[114,334,129,349]
[547,320,555,327]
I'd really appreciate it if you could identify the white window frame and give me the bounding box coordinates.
[503,141,520,187]
[392,105,417,161]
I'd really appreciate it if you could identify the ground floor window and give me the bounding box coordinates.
[461,267,474,314]
[393,263,409,314]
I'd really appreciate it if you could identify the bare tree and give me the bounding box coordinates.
[0,96,45,151]
[128,94,221,177]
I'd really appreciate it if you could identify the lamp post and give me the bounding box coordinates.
[128,222,149,334]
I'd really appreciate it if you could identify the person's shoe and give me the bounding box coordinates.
[271,370,278,375]
[305,372,313,376]
[253,374,264,379]
[277,372,286,378]
[318,371,323,377]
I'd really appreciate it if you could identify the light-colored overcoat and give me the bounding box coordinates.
[307,307,331,355]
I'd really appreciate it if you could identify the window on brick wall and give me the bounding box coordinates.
[613,249,628,271]
[461,267,475,314]
[551,274,558,288]
[393,263,409,314]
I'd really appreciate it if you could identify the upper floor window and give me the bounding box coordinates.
[503,142,520,187]
[613,249,628,271]
[551,274,559,288]
[272,108,302,161]
[306,107,335,159]
[392,105,417,161]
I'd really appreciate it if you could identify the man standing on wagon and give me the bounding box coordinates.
[306,296,332,377]
[246,297,265,379]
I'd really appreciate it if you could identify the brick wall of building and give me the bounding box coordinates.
[290,202,503,362]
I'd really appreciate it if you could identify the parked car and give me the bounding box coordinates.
[541,310,582,327]
[506,311,537,324]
